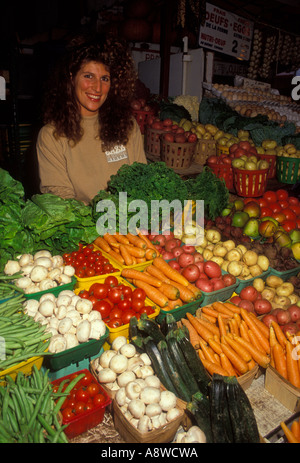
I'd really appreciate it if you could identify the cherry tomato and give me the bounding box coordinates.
[93,393,106,406]
[290,204,300,216]
[288,196,300,206]
[79,289,89,299]
[263,190,277,203]
[74,401,86,415]
[83,245,94,256]
[257,198,268,208]
[75,388,90,403]
[131,298,145,312]
[122,309,136,324]
[132,288,146,301]
[109,307,123,319]
[85,399,95,412]
[88,295,99,307]
[107,318,123,328]
[85,267,96,277]
[118,299,132,311]
[62,407,75,421]
[281,220,297,233]
[276,189,289,201]
[268,202,282,214]
[260,206,273,218]
[284,208,297,221]
[89,282,109,299]
[86,382,101,398]
[140,306,155,315]
[278,200,289,209]
[78,371,94,387]
[108,287,122,304]
[103,263,114,274]
[105,275,119,287]
[94,300,111,319]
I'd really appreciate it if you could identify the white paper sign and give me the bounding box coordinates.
[199,3,253,61]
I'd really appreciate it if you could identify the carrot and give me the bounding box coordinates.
[165,299,183,311]
[239,320,251,343]
[196,316,220,338]
[248,359,257,371]
[181,318,201,349]
[213,353,221,365]
[136,257,146,263]
[291,420,300,441]
[186,313,215,343]
[220,339,249,375]
[240,308,270,354]
[132,279,168,308]
[201,313,217,324]
[223,301,241,314]
[223,334,252,363]
[207,337,223,355]
[200,356,230,377]
[146,265,171,284]
[269,326,278,368]
[186,283,202,300]
[248,330,266,354]
[93,236,112,253]
[229,318,239,337]
[118,244,134,266]
[108,249,125,264]
[168,280,195,303]
[220,352,237,377]
[153,257,189,287]
[198,349,205,361]
[159,282,180,300]
[123,244,146,258]
[248,312,270,339]
[232,334,270,369]
[103,233,119,247]
[233,312,242,326]
[271,320,288,350]
[114,232,130,245]
[272,343,288,379]
[202,306,231,320]
[280,421,300,443]
[286,340,300,388]
[145,248,157,260]
[199,338,218,364]
[121,268,162,287]
[126,233,147,249]
[217,313,228,338]
[137,232,157,251]
[212,301,235,317]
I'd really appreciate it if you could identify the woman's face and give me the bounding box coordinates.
[73,61,111,117]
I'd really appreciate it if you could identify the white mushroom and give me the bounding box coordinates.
[14,277,33,290]
[66,309,81,327]
[138,415,151,433]
[30,265,48,283]
[63,265,75,277]
[49,317,60,330]
[97,368,117,384]
[39,299,55,317]
[23,299,39,317]
[144,375,161,389]
[89,319,106,339]
[183,425,206,443]
[39,278,57,291]
[20,264,35,276]
[87,310,102,322]
[99,350,117,369]
[33,250,52,260]
[64,332,79,349]
[145,403,162,418]
[54,305,68,320]
[128,399,145,419]
[117,370,136,388]
[18,253,33,267]
[111,336,127,352]
[75,298,93,315]
[46,326,58,336]
[140,387,161,405]
[76,320,91,343]
[59,290,75,298]
[58,317,73,335]
[57,274,72,285]
[139,353,152,366]
[34,257,53,269]
[25,284,40,294]
[51,255,64,267]
[48,334,67,353]
[166,408,182,422]
[109,354,128,374]
[48,268,62,281]
[125,381,142,400]
[115,387,127,407]
[4,260,21,275]
[119,343,136,358]
[39,293,56,303]
[159,390,177,411]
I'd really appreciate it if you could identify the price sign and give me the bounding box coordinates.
[199,3,253,61]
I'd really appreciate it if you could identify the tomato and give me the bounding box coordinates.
[78,371,93,387]
[75,388,90,403]
[93,393,106,406]
[108,287,122,304]
[103,263,114,274]
[89,282,109,299]
[79,289,89,299]
[122,286,133,299]
[118,299,132,311]
[276,189,289,201]
[76,268,86,278]
[88,295,99,307]
[131,298,145,312]
[87,254,97,264]
[284,209,297,221]
[86,382,101,398]
[278,200,289,209]
[121,309,136,324]
[62,407,75,421]
[288,196,300,206]
[83,244,94,256]
[105,275,119,287]
[290,204,300,216]
[85,400,95,412]
[140,306,155,315]
[260,207,273,218]
[107,318,123,328]
[263,191,277,203]
[85,267,96,277]
[94,300,111,318]
[268,202,282,213]
[281,220,297,233]
[257,197,268,208]
[272,212,286,223]
[109,307,123,319]
[74,401,86,415]
[132,288,146,301]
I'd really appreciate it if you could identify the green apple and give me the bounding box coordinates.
[244,161,257,170]
[232,211,249,227]
[289,229,300,244]
[232,158,245,169]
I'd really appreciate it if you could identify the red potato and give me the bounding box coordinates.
[168,260,180,271]
[194,261,205,273]
[253,298,272,315]
[164,239,179,252]
[262,313,278,327]
[222,274,236,287]
[152,234,166,246]
[276,309,291,326]
[178,252,195,268]
[239,286,259,303]
[181,264,200,283]
[181,245,196,254]
[194,253,204,263]
[213,279,226,291]
[195,278,214,292]
[281,323,298,336]
[238,299,255,313]
[230,295,242,305]
[287,304,300,322]
[161,251,175,260]
[203,261,222,279]
[172,246,184,258]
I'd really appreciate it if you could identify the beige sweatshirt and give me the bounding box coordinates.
[36,115,147,204]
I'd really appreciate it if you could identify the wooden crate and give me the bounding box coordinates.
[265,365,300,412]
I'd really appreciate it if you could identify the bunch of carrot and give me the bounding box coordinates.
[280,417,300,443]
[269,319,300,389]
[180,301,271,378]
[121,256,202,309]
[94,231,158,266]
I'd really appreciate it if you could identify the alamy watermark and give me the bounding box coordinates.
[0,76,5,100]
[95,193,205,246]
[291,76,300,101]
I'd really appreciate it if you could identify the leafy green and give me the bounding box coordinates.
[159,101,192,123]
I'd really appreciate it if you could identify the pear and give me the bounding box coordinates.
[243,218,260,238]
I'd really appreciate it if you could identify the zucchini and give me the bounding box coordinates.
[158,340,191,402]
[159,313,177,337]
[224,376,260,443]
[187,391,213,443]
[143,337,177,395]
[210,375,234,443]
[176,328,210,396]
[129,316,139,340]
[167,336,200,397]
[137,317,165,344]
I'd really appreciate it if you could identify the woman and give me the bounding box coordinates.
[36,33,147,205]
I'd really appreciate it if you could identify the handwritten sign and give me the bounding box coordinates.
[199,3,253,61]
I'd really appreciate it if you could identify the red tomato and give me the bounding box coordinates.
[284,209,297,221]
[268,202,282,213]
[85,400,95,412]
[86,382,101,398]
[75,388,90,403]
[288,196,299,206]
[93,393,106,406]
[85,268,96,277]
[88,295,98,307]
[74,401,86,415]
[276,189,289,201]
[131,298,145,312]
[263,191,277,203]
[272,212,286,223]
[122,309,136,324]
[140,306,155,315]
[78,371,93,387]
[89,282,109,299]
[281,220,297,233]
[109,307,123,319]
[108,287,122,304]
[296,218,300,229]
[79,289,89,299]
[103,263,114,274]
[62,407,75,421]
[132,288,146,301]
[278,200,289,209]
[122,286,133,299]
[290,204,300,216]
[257,198,268,208]
[105,275,119,287]
[107,318,123,328]
[118,299,132,311]
[94,300,111,319]
[260,207,273,217]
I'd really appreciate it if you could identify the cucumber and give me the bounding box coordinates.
[210,375,234,443]
[157,340,191,402]
[137,317,165,344]
[224,376,260,443]
[159,313,177,337]
[143,338,177,395]
[166,336,200,396]
[176,328,210,396]
[186,392,213,443]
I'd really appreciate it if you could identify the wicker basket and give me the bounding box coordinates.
[193,139,217,165]
[161,140,196,170]
[144,126,168,158]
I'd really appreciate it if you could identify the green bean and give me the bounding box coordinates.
[0,351,50,371]
[27,382,49,430]
[53,373,85,414]
[7,408,20,434]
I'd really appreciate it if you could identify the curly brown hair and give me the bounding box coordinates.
[42,33,137,150]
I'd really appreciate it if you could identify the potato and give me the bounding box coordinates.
[210,256,224,266]
[289,293,299,304]
[226,249,242,262]
[249,264,263,277]
[203,249,213,260]
[273,295,291,309]
[221,261,229,272]
[227,261,243,277]
[239,262,251,279]
[257,255,269,272]
[242,250,258,267]
[222,240,236,251]
[276,282,294,297]
[266,275,284,288]
[213,244,228,257]
[236,244,248,255]
[253,277,265,293]
[261,287,276,301]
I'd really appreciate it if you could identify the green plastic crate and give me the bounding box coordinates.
[268,265,300,282]
[276,155,300,184]
[156,294,204,323]
[24,276,77,301]
[235,268,270,293]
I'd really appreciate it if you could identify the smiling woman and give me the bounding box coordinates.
[36,32,147,205]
